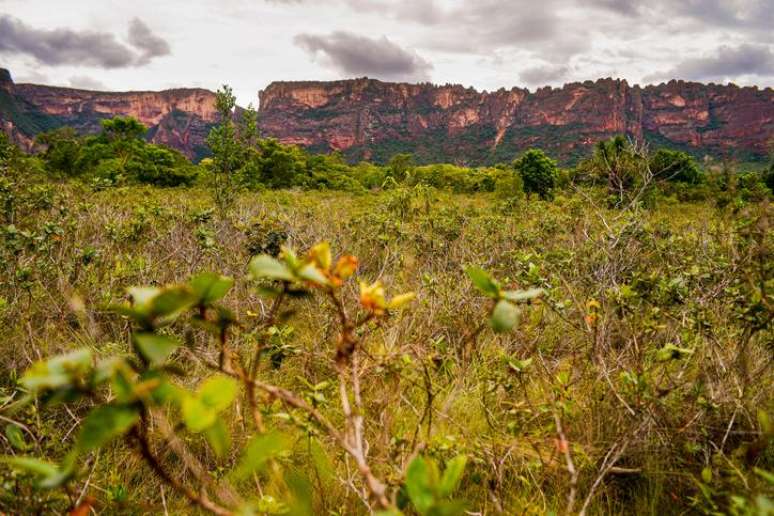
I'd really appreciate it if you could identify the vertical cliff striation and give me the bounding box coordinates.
[259,77,774,164]
[0,68,220,159]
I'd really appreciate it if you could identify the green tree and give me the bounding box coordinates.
[0,130,14,165]
[650,148,702,184]
[127,144,197,187]
[513,148,557,200]
[258,139,306,188]
[387,153,414,182]
[238,104,259,150]
[206,85,240,211]
[588,135,646,207]
[766,141,774,193]
[100,116,147,143]
[36,127,82,176]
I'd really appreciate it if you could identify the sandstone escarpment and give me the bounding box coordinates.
[0,68,220,159]
[259,77,774,164]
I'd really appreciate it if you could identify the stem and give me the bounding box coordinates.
[131,427,232,516]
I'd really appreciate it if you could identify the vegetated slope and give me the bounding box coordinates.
[0,68,220,160]
[2,66,773,166]
[259,77,774,165]
[0,177,771,514]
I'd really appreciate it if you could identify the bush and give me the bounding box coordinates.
[650,148,702,184]
[513,148,557,199]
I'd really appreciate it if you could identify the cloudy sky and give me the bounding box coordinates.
[1,0,772,105]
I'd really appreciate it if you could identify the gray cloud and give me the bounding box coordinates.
[673,0,773,30]
[0,15,135,67]
[519,64,570,86]
[343,0,445,25]
[294,31,432,81]
[645,44,774,83]
[588,0,642,16]
[0,15,170,68]
[128,18,171,66]
[68,75,108,90]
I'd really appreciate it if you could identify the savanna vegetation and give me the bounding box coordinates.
[0,86,772,515]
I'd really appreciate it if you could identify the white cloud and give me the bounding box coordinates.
[0,0,771,107]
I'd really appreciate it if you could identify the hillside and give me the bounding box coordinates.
[1,67,773,165]
[259,77,774,164]
[0,68,220,160]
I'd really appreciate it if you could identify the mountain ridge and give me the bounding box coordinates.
[1,67,773,164]
[0,68,220,160]
[258,76,774,164]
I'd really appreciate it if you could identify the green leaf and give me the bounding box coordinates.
[490,300,519,333]
[182,396,216,433]
[133,333,180,366]
[249,255,295,282]
[297,263,330,286]
[126,287,161,315]
[2,456,59,478]
[465,267,500,298]
[655,343,694,362]
[502,288,545,303]
[757,409,771,435]
[754,467,774,485]
[182,376,238,433]
[5,423,28,451]
[406,456,436,515]
[506,357,533,374]
[439,455,467,497]
[75,405,140,454]
[189,273,234,305]
[701,467,712,483]
[425,499,467,516]
[205,419,231,458]
[20,349,93,392]
[234,432,291,479]
[92,357,126,385]
[151,286,197,318]
[285,469,314,516]
[198,376,238,413]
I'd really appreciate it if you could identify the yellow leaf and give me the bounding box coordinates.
[308,242,332,271]
[387,292,416,310]
[359,280,386,313]
[333,255,358,280]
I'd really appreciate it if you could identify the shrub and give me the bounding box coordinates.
[513,148,557,200]
[650,148,702,184]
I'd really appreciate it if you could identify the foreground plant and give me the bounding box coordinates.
[1,242,479,514]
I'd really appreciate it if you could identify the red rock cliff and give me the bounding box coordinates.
[0,68,220,160]
[259,77,774,164]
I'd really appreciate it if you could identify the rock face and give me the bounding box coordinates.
[2,68,772,165]
[0,68,219,160]
[259,77,774,164]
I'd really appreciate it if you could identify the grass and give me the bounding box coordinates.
[0,174,772,514]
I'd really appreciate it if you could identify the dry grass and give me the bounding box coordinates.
[0,182,772,515]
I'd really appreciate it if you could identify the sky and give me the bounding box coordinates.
[0,0,772,106]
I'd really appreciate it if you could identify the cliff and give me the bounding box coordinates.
[2,67,772,165]
[0,68,220,160]
[259,77,774,164]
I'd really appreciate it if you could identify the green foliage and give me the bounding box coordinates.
[1,126,772,515]
[403,455,468,515]
[36,116,196,186]
[388,153,414,181]
[650,148,702,184]
[580,135,647,206]
[513,148,557,199]
[100,116,147,142]
[206,85,240,209]
[35,127,81,176]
